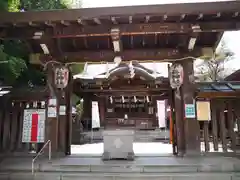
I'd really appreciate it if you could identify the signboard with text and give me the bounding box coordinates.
[184,104,196,119]
[22,109,46,143]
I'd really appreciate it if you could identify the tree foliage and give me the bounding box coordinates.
[19,0,71,11]
[195,40,234,82]
[70,64,84,76]
[0,0,8,11]
[8,0,20,12]
[0,0,73,86]
[0,45,27,84]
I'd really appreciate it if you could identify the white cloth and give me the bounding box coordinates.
[157,100,166,128]
[91,101,100,128]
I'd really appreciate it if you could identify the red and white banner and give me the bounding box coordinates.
[22,109,46,143]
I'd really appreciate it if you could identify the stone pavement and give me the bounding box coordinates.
[0,155,240,179]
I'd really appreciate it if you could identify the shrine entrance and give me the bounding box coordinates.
[0,1,239,157]
[71,61,175,156]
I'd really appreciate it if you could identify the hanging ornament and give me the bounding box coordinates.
[134,96,137,103]
[41,101,45,108]
[110,96,113,104]
[169,64,184,89]
[121,96,125,103]
[128,61,135,79]
[54,66,69,89]
[33,101,38,108]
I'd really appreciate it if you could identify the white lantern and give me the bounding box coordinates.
[169,64,184,89]
[54,66,69,89]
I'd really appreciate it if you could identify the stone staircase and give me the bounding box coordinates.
[79,129,170,144]
[134,130,169,142]
[1,156,240,180]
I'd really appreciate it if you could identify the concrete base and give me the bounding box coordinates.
[102,151,134,161]
[102,130,135,160]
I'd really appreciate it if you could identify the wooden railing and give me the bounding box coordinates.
[200,100,238,153]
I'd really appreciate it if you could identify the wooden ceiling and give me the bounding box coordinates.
[0,1,240,63]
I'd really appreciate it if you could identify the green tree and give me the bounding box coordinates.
[0,0,8,11]
[0,0,74,86]
[0,45,27,84]
[70,64,84,76]
[195,40,234,82]
[19,0,71,11]
[0,1,27,85]
[8,0,20,12]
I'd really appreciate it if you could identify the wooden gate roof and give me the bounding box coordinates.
[0,1,240,63]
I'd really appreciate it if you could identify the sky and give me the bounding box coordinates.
[81,0,240,74]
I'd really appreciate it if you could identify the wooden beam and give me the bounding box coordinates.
[0,1,239,24]
[60,20,70,26]
[34,48,201,63]
[78,88,169,93]
[96,93,168,98]
[145,15,150,23]
[180,14,186,21]
[93,18,101,25]
[213,32,224,51]
[197,91,240,98]
[44,21,55,27]
[110,28,122,53]
[1,22,239,39]
[188,33,198,51]
[111,17,118,25]
[77,18,86,25]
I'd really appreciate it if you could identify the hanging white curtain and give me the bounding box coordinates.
[157,100,166,128]
[91,101,100,128]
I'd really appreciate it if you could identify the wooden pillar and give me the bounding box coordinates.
[82,93,92,124]
[173,88,185,155]
[170,90,177,155]
[211,100,219,151]
[17,102,24,151]
[44,65,73,155]
[219,101,227,152]
[233,100,240,146]
[99,97,105,127]
[2,103,11,152]
[152,96,158,128]
[58,97,67,153]
[227,100,236,151]
[181,60,200,154]
[46,109,58,153]
[0,105,3,152]
[10,102,19,151]
[65,72,73,155]
[45,66,59,154]
[203,121,210,152]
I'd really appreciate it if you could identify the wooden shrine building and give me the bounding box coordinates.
[74,61,170,130]
[0,1,240,156]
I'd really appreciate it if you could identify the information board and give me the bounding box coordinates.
[22,109,46,143]
[196,101,211,121]
[184,104,196,119]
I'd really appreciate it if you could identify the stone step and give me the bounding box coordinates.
[1,161,239,174]
[81,130,170,142]
[1,156,240,180]
[49,163,240,173]
[2,172,239,180]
